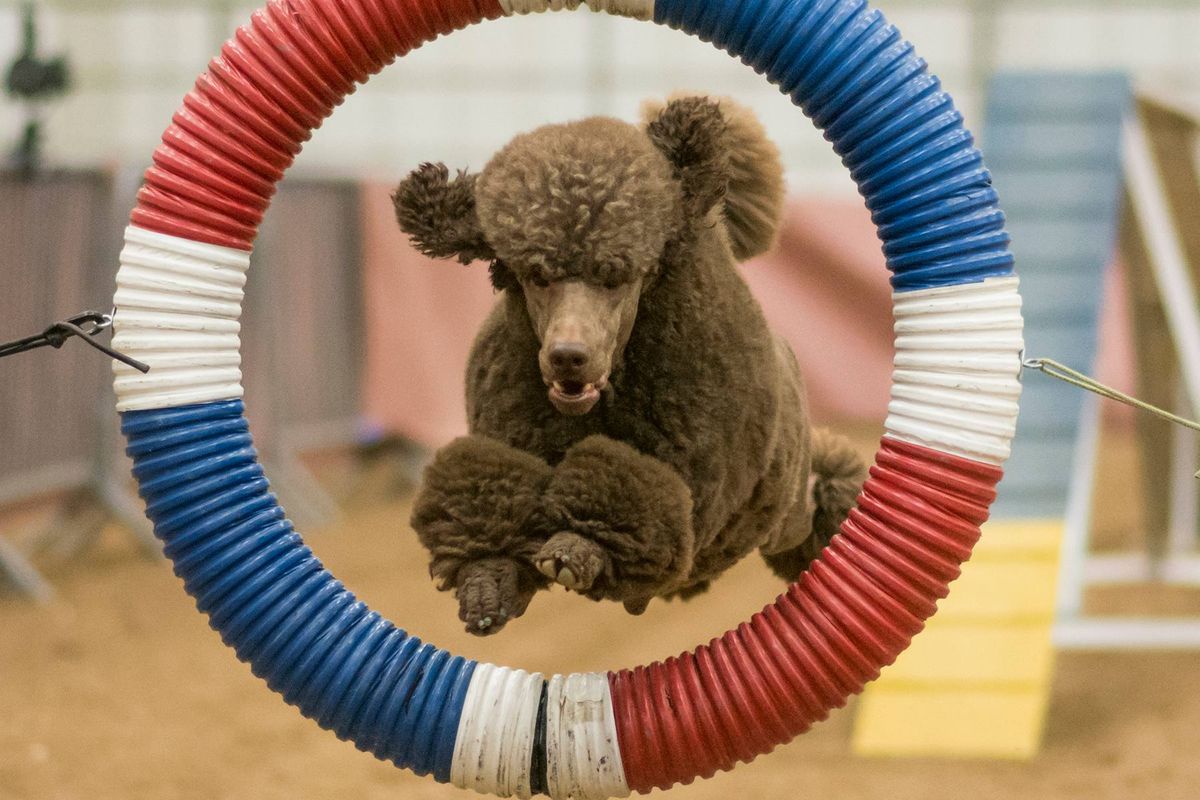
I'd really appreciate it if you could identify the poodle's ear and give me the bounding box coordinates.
[643,96,730,220]
[393,162,496,266]
[644,94,786,259]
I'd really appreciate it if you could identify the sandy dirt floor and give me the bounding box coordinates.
[2,423,1199,800]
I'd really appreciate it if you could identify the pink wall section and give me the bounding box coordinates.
[743,196,895,424]
[361,182,498,446]
[361,182,1133,449]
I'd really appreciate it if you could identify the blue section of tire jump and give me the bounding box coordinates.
[121,399,474,783]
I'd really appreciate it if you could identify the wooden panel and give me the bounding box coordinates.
[1124,97,1200,557]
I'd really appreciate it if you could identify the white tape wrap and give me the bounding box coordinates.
[112,226,250,412]
[545,673,629,800]
[886,276,1023,465]
[451,664,545,798]
[499,0,654,20]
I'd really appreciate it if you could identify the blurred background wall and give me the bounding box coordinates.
[0,1,1198,191]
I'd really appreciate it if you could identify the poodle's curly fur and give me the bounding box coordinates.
[396,96,866,635]
[477,117,680,290]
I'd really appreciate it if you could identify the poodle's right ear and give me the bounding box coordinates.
[393,163,495,266]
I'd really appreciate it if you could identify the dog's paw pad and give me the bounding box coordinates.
[456,559,524,636]
[534,532,608,593]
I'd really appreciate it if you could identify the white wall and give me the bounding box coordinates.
[1,1,1198,196]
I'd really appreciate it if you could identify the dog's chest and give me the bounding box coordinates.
[530,389,668,466]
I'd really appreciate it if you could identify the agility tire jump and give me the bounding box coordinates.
[113,0,1023,797]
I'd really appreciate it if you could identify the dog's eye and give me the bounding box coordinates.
[529,275,550,289]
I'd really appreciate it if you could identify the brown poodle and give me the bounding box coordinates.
[394,95,865,635]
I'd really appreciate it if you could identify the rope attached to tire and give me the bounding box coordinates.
[113,1,1022,797]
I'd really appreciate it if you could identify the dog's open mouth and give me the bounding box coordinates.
[547,378,605,416]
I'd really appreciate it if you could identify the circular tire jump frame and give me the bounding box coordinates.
[113,0,1024,797]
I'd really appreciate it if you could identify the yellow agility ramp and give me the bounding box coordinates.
[853,520,1063,759]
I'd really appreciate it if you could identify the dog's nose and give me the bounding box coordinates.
[549,341,589,373]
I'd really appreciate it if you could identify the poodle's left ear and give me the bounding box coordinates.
[643,96,730,219]
[393,162,496,265]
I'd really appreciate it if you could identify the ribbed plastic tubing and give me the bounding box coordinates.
[117,0,1020,796]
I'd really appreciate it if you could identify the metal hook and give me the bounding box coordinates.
[0,308,149,373]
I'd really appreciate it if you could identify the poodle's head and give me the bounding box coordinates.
[394,96,781,416]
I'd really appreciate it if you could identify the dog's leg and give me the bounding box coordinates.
[535,435,695,610]
[761,427,865,581]
[410,435,553,635]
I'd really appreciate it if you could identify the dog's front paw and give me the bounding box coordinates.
[455,558,536,636]
[534,532,610,592]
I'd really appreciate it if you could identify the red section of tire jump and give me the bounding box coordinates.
[609,436,1004,793]
[131,0,503,250]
